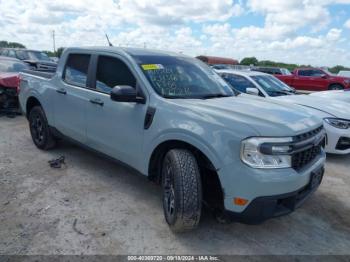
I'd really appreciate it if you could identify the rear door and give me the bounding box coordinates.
[53,53,92,143]
[85,54,148,167]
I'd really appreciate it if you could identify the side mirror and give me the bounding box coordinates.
[320,74,328,79]
[110,85,145,104]
[246,87,260,96]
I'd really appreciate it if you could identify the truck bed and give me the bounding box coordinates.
[22,69,55,79]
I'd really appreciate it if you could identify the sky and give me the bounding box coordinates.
[1,0,350,67]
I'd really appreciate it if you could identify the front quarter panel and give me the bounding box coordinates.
[141,99,258,174]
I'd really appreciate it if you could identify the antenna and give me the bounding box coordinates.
[105,34,113,47]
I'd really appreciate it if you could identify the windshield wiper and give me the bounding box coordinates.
[200,94,233,99]
[163,95,188,99]
[269,90,293,96]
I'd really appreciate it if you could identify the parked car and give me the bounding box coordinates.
[0,48,57,72]
[275,67,350,91]
[252,66,292,76]
[19,47,326,231]
[217,69,350,154]
[338,70,350,77]
[0,56,29,114]
[310,90,350,104]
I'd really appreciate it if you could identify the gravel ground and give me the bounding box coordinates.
[0,116,350,255]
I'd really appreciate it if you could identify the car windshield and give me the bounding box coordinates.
[281,68,292,75]
[133,55,234,99]
[0,59,29,72]
[28,51,51,61]
[16,50,51,61]
[251,75,295,96]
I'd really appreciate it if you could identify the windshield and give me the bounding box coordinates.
[16,50,51,61]
[0,59,29,72]
[133,55,234,99]
[251,75,295,96]
[281,68,292,75]
[28,51,51,61]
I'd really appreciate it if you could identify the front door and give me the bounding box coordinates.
[85,54,148,168]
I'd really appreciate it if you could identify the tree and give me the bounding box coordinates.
[0,40,26,48]
[56,47,65,58]
[328,65,350,74]
[240,57,258,66]
[42,47,65,58]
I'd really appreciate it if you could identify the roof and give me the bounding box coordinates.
[215,69,268,77]
[0,56,23,62]
[196,55,239,65]
[67,46,187,58]
[0,48,42,52]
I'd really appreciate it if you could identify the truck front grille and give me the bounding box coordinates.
[291,126,325,171]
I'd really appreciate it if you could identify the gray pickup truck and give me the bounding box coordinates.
[19,47,326,232]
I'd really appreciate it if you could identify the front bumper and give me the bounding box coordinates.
[324,121,350,154]
[218,149,325,212]
[225,166,324,224]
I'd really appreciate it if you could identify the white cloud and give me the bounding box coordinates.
[0,0,349,67]
[345,19,350,28]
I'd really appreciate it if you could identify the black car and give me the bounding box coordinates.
[252,66,291,76]
[0,48,57,72]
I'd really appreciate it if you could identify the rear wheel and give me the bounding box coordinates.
[162,149,202,232]
[28,106,56,150]
[329,84,344,90]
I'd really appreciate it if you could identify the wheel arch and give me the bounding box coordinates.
[328,83,344,90]
[26,96,42,119]
[148,139,225,212]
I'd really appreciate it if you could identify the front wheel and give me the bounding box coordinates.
[329,84,344,90]
[162,149,202,232]
[28,106,56,150]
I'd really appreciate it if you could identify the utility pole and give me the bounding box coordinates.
[52,30,56,53]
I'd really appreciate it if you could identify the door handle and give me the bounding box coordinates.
[89,98,104,106]
[56,88,67,95]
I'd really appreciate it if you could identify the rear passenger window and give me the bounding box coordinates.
[95,56,136,94]
[63,54,91,87]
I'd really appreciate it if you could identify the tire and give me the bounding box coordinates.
[329,84,344,90]
[28,106,56,150]
[162,149,202,232]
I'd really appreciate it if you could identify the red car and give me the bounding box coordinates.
[275,67,350,91]
[0,56,29,115]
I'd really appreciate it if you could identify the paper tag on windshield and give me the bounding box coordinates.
[142,64,164,70]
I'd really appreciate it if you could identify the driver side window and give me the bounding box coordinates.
[95,56,136,94]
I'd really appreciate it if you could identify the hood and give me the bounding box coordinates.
[274,95,350,120]
[173,95,322,137]
[310,90,350,104]
[329,75,350,82]
[0,72,20,89]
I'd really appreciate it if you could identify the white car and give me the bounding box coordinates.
[216,69,350,154]
[309,90,350,104]
[338,71,350,77]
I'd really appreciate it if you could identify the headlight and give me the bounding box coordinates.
[241,137,292,169]
[324,118,350,129]
[344,79,350,85]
